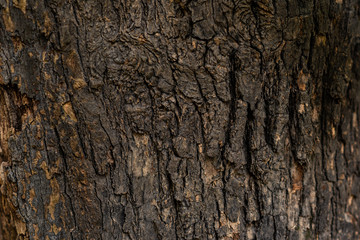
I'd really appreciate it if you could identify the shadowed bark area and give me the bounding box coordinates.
[0,0,359,239]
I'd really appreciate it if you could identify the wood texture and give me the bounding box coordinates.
[0,0,359,239]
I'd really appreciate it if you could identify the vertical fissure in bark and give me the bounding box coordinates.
[244,103,255,179]
[227,50,237,152]
[53,126,77,239]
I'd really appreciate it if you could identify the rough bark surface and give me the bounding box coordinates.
[0,0,359,239]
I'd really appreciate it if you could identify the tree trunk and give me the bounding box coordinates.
[0,0,359,239]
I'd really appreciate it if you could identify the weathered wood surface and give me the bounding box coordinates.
[0,0,359,239]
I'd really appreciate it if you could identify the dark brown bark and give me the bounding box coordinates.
[0,0,359,239]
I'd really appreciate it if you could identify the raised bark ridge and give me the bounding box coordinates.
[0,0,359,239]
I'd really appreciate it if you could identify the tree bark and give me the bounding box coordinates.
[0,0,359,239]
